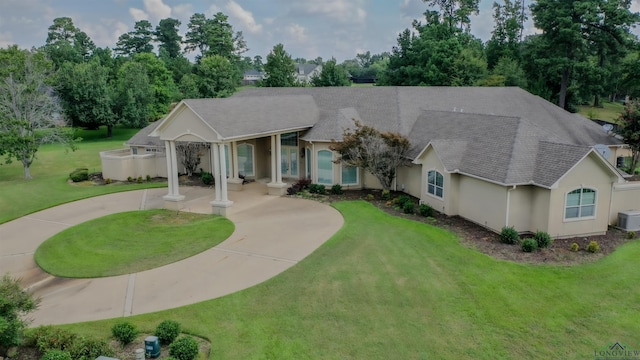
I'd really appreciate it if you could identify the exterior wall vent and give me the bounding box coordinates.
[617,210,640,231]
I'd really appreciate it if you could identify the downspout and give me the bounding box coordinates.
[609,180,615,226]
[506,185,516,227]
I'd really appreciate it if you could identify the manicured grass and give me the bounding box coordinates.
[35,210,234,278]
[0,126,166,224]
[61,201,640,359]
[578,101,625,122]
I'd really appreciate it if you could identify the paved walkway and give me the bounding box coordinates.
[0,183,344,326]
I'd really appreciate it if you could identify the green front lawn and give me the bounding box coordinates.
[35,210,234,278]
[61,201,640,359]
[578,101,625,122]
[0,126,166,224]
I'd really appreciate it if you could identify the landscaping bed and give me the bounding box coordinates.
[318,188,631,266]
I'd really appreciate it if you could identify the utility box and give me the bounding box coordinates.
[144,336,160,358]
[618,210,640,231]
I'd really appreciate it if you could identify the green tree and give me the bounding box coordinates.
[44,17,95,67]
[485,0,526,69]
[424,0,480,31]
[0,50,77,179]
[184,12,247,61]
[132,53,178,119]
[262,43,296,87]
[197,55,238,98]
[616,100,640,172]
[178,73,201,99]
[56,60,114,132]
[155,18,182,59]
[311,58,350,86]
[492,56,527,87]
[331,121,411,191]
[115,20,154,56]
[0,274,40,352]
[114,61,152,128]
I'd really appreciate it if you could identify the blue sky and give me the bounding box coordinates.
[1,0,638,62]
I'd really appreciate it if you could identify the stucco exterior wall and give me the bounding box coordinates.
[528,186,551,233]
[415,148,451,215]
[397,165,421,198]
[100,149,166,181]
[159,106,218,142]
[547,153,615,238]
[610,182,640,225]
[458,176,508,232]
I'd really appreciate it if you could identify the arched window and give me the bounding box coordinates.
[237,143,254,177]
[565,188,596,219]
[427,170,444,198]
[317,150,333,185]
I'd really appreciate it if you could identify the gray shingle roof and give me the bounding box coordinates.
[130,86,621,188]
[125,120,163,147]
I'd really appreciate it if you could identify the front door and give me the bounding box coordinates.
[281,146,298,178]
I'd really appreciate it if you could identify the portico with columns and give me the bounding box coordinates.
[149,97,319,216]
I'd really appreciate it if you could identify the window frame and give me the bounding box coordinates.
[317,150,333,185]
[564,187,597,221]
[341,164,359,186]
[426,169,444,199]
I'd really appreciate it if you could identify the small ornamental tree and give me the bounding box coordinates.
[330,120,411,191]
[176,142,208,176]
[617,100,640,173]
[0,274,41,354]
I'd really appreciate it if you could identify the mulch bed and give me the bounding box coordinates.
[318,189,632,266]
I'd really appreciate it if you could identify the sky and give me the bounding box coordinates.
[1,0,639,62]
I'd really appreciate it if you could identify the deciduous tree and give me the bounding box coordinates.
[197,55,239,98]
[617,100,640,172]
[330,120,411,191]
[262,43,296,87]
[0,274,40,352]
[311,58,350,87]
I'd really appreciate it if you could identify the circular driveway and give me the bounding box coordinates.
[0,184,343,326]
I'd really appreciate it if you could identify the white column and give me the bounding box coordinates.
[218,143,229,202]
[231,141,239,180]
[270,135,277,183]
[275,133,283,184]
[169,140,180,196]
[212,143,221,202]
[164,140,174,196]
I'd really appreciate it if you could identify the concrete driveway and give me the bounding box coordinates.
[0,183,344,326]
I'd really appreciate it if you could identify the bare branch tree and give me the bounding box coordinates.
[176,141,208,176]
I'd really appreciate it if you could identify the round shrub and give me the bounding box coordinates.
[41,349,72,360]
[627,231,636,240]
[30,326,77,352]
[155,320,181,345]
[521,238,538,252]
[403,201,415,214]
[533,231,553,248]
[201,172,214,185]
[419,203,434,217]
[570,242,579,252]
[396,195,411,207]
[69,336,114,360]
[69,168,89,182]
[331,184,343,195]
[587,241,600,253]
[500,226,520,245]
[169,336,199,360]
[381,190,391,200]
[111,322,138,346]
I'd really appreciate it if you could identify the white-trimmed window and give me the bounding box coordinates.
[427,170,444,198]
[306,148,312,179]
[317,150,333,185]
[565,188,596,219]
[237,143,254,177]
[341,165,358,185]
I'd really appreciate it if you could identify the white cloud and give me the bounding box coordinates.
[129,8,149,21]
[206,4,222,16]
[285,23,307,43]
[81,19,129,48]
[143,0,172,20]
[226,0,262,34]
[293,0,366,24]
[173,4,194,22]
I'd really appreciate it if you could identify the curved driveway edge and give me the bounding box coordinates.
[0,184,344,326]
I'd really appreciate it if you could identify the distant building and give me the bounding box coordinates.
[295,64,322,84]
[242,70,265,85]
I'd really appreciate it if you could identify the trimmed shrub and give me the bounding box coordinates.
[396,195,411,208]
[201,172,214,185]
[136,176,143,183]
[69,336,114,360]
[331,184,343,195]
[155,320,181,345]
[69,168,89,182]
[105,178,113,184]
[146,175,152,182]
[309,184,327,195]
[403,201,415,214]
[29,326,77,352]
[570,242,579,252]
[381,190,391,200]
[500,226,520,245]
[521,238,538,252]
[41,350,72,360]
[627,231,636,240]
[127,176,133,182]
[111,322,137,346]
[366,194,375,201]
[587,241,600,253]
[533,231,553,248]
[169,336,199,360]
[418,203,434,217]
